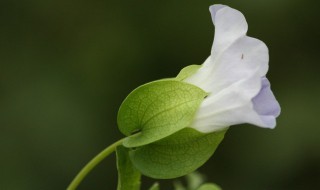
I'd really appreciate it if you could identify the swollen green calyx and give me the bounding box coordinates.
[117,65,227,179]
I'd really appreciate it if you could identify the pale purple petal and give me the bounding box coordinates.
[252,77,281,117]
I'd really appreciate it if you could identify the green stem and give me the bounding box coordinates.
[67,138,125,190]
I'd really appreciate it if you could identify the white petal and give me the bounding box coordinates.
[189,73,263,132]
[184,5,276,132]
[210,5,248,56]
[185,5,268,93]
[186,36,269,93]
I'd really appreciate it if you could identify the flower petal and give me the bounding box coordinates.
[189,76,280,132]
[252,77,281,119]
[210,5,248,55]
[185,5,268,94]
[186,36,268,93]
[189,73,262,132]
[184,5,279,132]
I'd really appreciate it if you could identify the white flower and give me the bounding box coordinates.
[184,5,281,133]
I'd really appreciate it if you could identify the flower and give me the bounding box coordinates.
[184,5,281,133]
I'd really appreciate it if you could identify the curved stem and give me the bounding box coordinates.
[67,138,125,190]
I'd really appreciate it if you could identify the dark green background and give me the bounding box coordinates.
[1,0,319,189]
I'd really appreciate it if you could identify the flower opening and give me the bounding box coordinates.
[184,5,281,133]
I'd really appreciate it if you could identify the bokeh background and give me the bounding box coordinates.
[1,0,319,189]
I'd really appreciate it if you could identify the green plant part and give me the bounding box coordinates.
[118,80,207,148]
[175,65,202,81]
[129,128,226,179]
[196,184,222,190]
[116,146,141,190]
[149,183,160,190]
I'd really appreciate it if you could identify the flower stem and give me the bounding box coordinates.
[67,138,125,190]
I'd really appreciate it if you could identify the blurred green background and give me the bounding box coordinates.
[1,0,319,189]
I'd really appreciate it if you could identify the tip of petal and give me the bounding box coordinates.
[209,4,227,23]
[253,77,281,118]
[259,115,278,129]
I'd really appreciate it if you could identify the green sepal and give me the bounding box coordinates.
[149,183,160,190]
[175,65,201,81]
[186,172,206,190]
[117,80,207,148]
[116,145,141,190]
[129,128,226,179]
[173,181,186,190]
[196,184,222,190]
